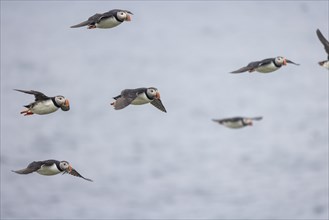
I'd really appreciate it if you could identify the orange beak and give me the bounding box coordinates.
[64,99,70,107]
[61,99,70,111]
[155,92,160,99]
[126,14,131,21]
[68,165,72,173]
[283,59,287,65]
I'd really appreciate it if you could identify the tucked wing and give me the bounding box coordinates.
[68,168,93,182]
[150,99,167,113]
[70,13,102,28]
[12,161,43,174]
[96,11,116,22]
[14,89,50,101]
[255,58,274,67]
[41,159,60,166]
[97,9,133,22]
[316,29,329,57]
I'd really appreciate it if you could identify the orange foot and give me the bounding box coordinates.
[20,110,34,116]
[88,25,96,29]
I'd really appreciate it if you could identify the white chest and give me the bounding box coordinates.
[256,62,280,73]
[36,164,61,176]
[222,121,244,129]
[32,100,58,115]
[131,93,151,105]
[96,17,121,29]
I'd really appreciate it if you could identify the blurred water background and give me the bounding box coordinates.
[1,1,328,219]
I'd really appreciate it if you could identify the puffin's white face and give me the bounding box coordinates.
[54,96,70,111]
[275,56,287,66]
[147,88,160,99]
[117,11,132,21]
[60,161,72,172]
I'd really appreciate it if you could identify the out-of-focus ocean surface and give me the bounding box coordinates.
[1,1,328,219]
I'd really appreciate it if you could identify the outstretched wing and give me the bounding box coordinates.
[286,59,300,65]
[150,99,167,113]
[230,66,254,73]
[67,168,93,182]
[112,88,145,110]
[250,116,263,121]
[70,13,102,28]
[14,89,50,101]
[316,29,329,57]
[230,60,268,73]
[12,161,43,174]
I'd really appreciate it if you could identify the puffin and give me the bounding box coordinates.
[14,89,70,116]
[316,29,329,69]
[212,116,263,129]
[12,159,92,182]
[111,87,167,112]
[70,9,133,29]
[230,56,299,73]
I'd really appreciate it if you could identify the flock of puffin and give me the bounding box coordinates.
[12,9,329,182]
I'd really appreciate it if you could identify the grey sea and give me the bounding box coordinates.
[1,1,328,219]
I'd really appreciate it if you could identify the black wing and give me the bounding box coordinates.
[12,161,44,174]
[98,9,133,21]
[70,13,103,28]
[67,168,93,182]
[230,59,272,73]
[112,88,146,110]
[150,99,167,113]
[96,10,117,22]
[316,29,329,57]
[255,58,274,67]
[14,89,50,101]
[230,66,254,73]
[212,117,243,123]
[285,59,300,65]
